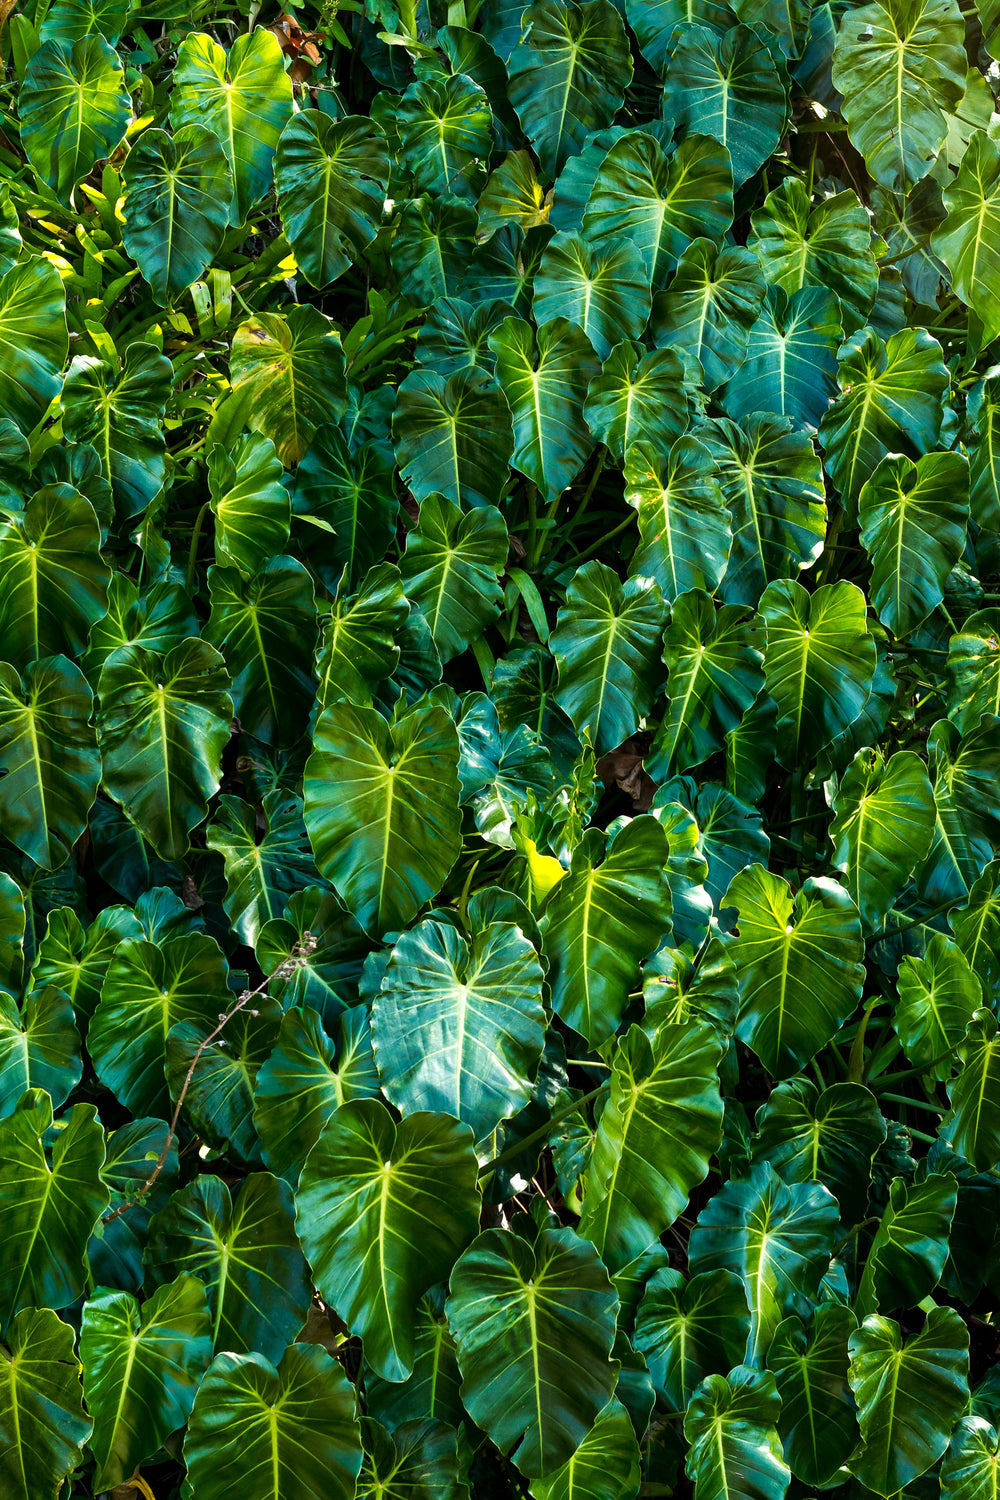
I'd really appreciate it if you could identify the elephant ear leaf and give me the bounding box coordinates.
[578,1019,724,1273]
[96,639,233,862]
[688,1163,840,1364]
[945,1007,1000,1169]
[19,37,131,205]
[941,1417,1000,1500]
[847,1307,970,1496]
[0,1091,109,1324]
[584,343,691,460]
[533,230,651,359]
[832,0,966,189]
[229,307,347,466]
[0,1307,91,1500]
[550,561,667,752]
[683,1365,790,1500]
[372,915,547,1139]
[748,179,879,331]
[634,1267,751,1411]
[830,748,936,931]
[858,451,970,636]
[650,240,766,390]
[296,1100,481,1381]
[540,816,672,1046]
[490,316,599,503]
[0,262,68,437]
[303,698,462,937]
[275,112,389,288]
[80,1274,213,1493]
[0,486,110,668]
[766,1307,859,1488]
[61,342,172,522]
[507,0,633,176]
[724,865,865,1078]
[624,436,732,603]
[122,126,233,305]
[399,495,507,664]
[393,366,515,511]
[182,1345,363,1500]
[0,657,100,871]
[528,1398,640,1500]
[583,132,734,287]
[171,28,293,225]
[661,23,789,187]
[759,578,876,766]
[397,71,494,194]
[447,1225,620,1477]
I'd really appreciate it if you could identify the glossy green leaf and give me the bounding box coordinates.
[856,1170,957,1317]
[96,638,233,861]
[0,486,109,668]
[945,1008,1000,1170]
[750,1079,886,1223]
[529,1399,640,1500]
[688,1163,840,1363]
[895,933,983,1079]
[578,1020,724,1272]
[398,71,493,193]
[720,286,841,428]
[649,590,764,778]
[0,988,81,1118]
[830,748,936,930]
[634,1266,750,1410]
[584,342,691,461]
[749,179,879,331]
[373,915,546,1139]
[847,1307,970,1495]
[400,494,507,662]
[683,1365,790,1500]
[858,451,970,636]
[0,262,68,438]
[507,0,633,175]
[88,931,229,1116]
[490,316,599,502]
[624,438,732,604]
[583,131,734,287]
[145,1171,312,1361]
[832,0,966,189]
[447,1225,620,1477]
[19,37,130,205]
[662,24,789,187]
[229,307,347,466]
[276,112,388,288]
[0,656,99,869]
[182,1345,363,1500]
[0,1091,108,1324]
[540,816,672,1046]
[304,699,462,937]
[209,433,290,576]
[61,342,171,521]
[122,126,233,304]
[80,1273,213,1492]
[760,578,876,767]
[766,1307,859,1487]
[551,562,667,753]
[724,865,865,1077]
[704,417,826,607]
[296,1100,481,1381]
[650,239,766,390]
[253,1005,379,1185]
[533,231,651,359]
[205,558,316,746]
[393,366,515,512]
[819,325,950,511]
[172,28,293,225]
[0,1307,90,1500]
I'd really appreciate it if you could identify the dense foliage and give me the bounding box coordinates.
[4,0,1000,1495]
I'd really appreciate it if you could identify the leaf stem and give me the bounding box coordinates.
[186,500,212,596]
[477,1082,610,1180]
[877,1091,947,1115]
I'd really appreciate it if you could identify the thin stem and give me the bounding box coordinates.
[477,1082,610,1180]
[877,1091,947,1115]
[186,501,211,596]
[879,897,956,938]
[562,513,634,570]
